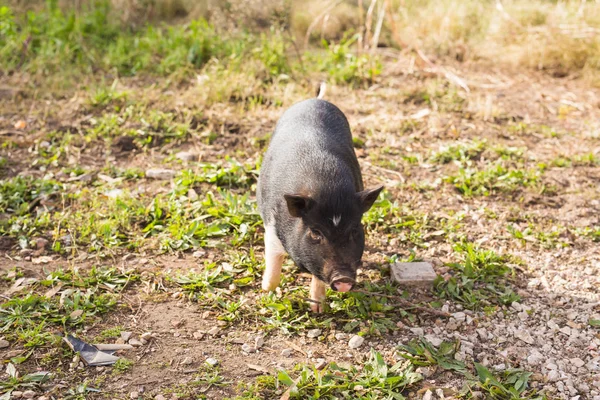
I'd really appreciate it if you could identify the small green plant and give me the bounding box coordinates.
[463,363,545,400]
[277,349,422,399]
[0,363,51,396]
[398,338,468,374]
[434,243,520,309]
[318,33,382,85]
[430,140,486,164]
[445,164,540,196]
[112,358,134,374]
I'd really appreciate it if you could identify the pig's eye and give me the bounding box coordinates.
[308,229,323,242]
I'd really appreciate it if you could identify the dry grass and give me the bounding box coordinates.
[4,0,600,83]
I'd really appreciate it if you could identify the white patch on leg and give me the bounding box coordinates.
[309,276,326,313]
[332,214,341,227]
[262,225,286,291]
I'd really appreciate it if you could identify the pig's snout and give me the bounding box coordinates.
[330,276,355,292]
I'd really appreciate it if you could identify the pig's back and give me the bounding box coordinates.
[258,99,363,221]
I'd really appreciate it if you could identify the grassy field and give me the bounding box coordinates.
[1,1,600,399]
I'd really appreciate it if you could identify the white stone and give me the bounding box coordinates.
[176,151,199,162]
[348,335,365,349]
[422,390,433,400]
[205,357,219,367]
[571,358,585,368]
[281,348,293,357]
[145,168,176,180]
[548,370,560,382]
[181,357,193,365]
[410,327,424,336]
[307,329,322,339]
[527,350,544,366]
[515,330,535,345]
[0,339,9,349]
[390,262,437,285]
[335,332,348,341]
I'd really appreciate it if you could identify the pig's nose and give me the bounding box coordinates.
[331,279,355,292]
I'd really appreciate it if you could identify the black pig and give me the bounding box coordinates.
[257,96,383,312]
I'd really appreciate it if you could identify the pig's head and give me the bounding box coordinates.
[283,185,383,292]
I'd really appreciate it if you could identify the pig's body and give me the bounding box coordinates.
[257,98,382,312]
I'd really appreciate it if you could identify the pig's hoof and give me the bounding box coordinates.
[310,301,323,313]
[261,279,278,292]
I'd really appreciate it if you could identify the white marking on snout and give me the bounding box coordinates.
[332,214,341,227]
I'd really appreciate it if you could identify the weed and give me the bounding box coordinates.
[398,338,467,374]
[463,363,545,400]
[0,363,51,396]
[277,349,422,399]
[112,358,134,375]
[97,326,123,340]
[430,140,486,164]
[445,164,541,196]
[0,176,63,216]
[434,243,520,309]
[317,33,382,85]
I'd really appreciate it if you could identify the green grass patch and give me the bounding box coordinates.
[434,243,520,310]
[277,349,422,399]
[445,163,541,196]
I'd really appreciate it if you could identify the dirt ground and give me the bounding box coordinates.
[1,55,600,400]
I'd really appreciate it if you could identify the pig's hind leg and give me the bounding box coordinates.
[262,225,286,291]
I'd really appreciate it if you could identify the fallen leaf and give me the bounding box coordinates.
[14,120,27,130]
[70,309,84,319]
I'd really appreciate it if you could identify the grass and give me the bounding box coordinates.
[445,164,541,197]
[277,349,422,399]
[434,243,520,310]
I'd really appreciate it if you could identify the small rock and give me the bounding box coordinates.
[207,327,220,336]
[145,168,176,180]
[0,339,9,349]
[130,391,138,399]
[121,331,133,342]
[281,348,293,357]
[390,262,437,286]
[141,332,153,341]
[255,336,264,349]
[546,363,558,370]
[527,350,544,366]
[181,357,193,365]
[416,366,435,378]
[205,357,219,367]
[424,335,443,347]
[453,312,466,322]
[171,319,184,328]
[422,390,433,400]
[335,332,348,341]
[155,396,166,400]
[11,392,23,399]
[129,339,143,347]
[22,391,35,399]
[547,320,560,331]
[242,343,256,353]
[192,251,205,258]
[315,359,327,370]
[560,326,571,336]
[515,330,535,345]
[176,151,199,162]
[348,335,365,349]
[307,329,322,339]
[571,358,585,368]
[548,370,560,382]
[193,331,205,340]
[511,302,522,311]
[410,327,424,336]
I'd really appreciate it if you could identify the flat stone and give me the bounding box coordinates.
[205,357,219,367]
[130,391,138,399]
[176,151,199,162]
[121,331,133,342]
[181,357,193,365]
[335,332,348,341]
[515,330,535,345]
[155,396,167,400]
[11,391,23,399]
[22,391,35,399]
[422,390,433,400]
[0,339,9,348]
[527,350,544,366]
[281,348,293,357]
[348,335,365,349]
[255,336,264,349]
[307,329,322,339]
[548,370,560,382]
[207,327,220,336]
[242,344,256,353]
[571,358,585,368]
[390,262,437,286]
[145,168,176,180]
[129,339,143,347]
[410,327,424,336]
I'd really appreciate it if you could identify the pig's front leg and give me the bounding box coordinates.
[262,225,286,291]
[309,276,326,313]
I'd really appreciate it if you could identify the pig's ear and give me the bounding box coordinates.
[357,186,384,213]
[284,194,315,218]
